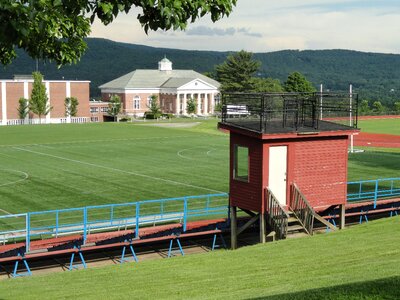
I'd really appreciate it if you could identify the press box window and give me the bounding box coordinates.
[234,145,249,181]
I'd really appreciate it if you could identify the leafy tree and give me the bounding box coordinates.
[186,97,197,115]
[0,1,236,66]
[394,102,400,114]
[29,72,51,123]
[108,95,122,121]
[17,97,29,120]
[251,77,284,93]
[214,102,223,113]
[372,101,384,114]
[147,95,161,118]
[359,100,370,116]
[215,50,261,92]
[65,97,79,117]
[284,72,316,93]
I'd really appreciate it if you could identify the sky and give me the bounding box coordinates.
[90,0,400,54]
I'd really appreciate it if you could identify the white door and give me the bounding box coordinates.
[268,146,288,205]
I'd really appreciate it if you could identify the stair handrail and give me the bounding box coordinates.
[290,183,315,235]
[265,188,289,239]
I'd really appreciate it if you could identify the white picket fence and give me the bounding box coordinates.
[2,117,90,126]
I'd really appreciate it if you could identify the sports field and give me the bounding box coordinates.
[0,118,399,215]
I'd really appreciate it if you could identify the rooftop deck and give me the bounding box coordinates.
[220,92,358,135]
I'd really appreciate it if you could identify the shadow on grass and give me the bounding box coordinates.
[249,276,400,300]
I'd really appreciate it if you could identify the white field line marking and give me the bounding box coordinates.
[0,135,214,148]
[177,145,221,160]
[13,147,225,194]
[0,169,29,187]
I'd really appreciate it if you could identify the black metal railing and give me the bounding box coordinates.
[289,183,315,235]
[221,92,358,134]
[266,188,289,239]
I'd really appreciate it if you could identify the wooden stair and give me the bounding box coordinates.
[285,211,309,238]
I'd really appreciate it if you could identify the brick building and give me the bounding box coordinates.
[99,57,220,117]
[0,75,90,125]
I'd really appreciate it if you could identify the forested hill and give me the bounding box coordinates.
[1,38,399,104]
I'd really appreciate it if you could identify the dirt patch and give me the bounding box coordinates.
[354,132,400,148]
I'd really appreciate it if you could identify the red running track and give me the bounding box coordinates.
[353,132,400,148]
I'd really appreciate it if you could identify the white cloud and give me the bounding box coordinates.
[89,0,400,54]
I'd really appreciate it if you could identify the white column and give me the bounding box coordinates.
[196,93,201,115]
[66,81,71,123]
[1,81,7,125]
[203,93,208,115]
[210,93,215,115]
[45,81,51,123]
[183,93,187,115]
[175,93,180,115]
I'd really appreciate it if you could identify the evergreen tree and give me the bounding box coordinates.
[284,72,316,93]
[29,72,51,123]
[17,97,29,120]
[216,50,261,92]
[65,97,79,117]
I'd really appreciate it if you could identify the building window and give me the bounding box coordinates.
[147,96,152,108]
[234,145,249,182]
[100,107,109,112]
[90,107,99,113]
[134,96,140,110]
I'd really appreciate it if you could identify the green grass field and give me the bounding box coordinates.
[0,119,399,215]
[0,216,398,299]
[0,119,399,298]
[358,118,400,135]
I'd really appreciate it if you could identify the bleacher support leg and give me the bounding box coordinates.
[339,204,345,229]
[212,233,227,251]
[260,212,266,243]
[69,249,87,271]
[230,206,237,250]
[12,255,32,278]
[167,239,185,258]
[121,244,138,263]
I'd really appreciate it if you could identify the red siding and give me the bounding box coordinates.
[229,131,349,212]
[291,137,348,208]
[229,133,263,212]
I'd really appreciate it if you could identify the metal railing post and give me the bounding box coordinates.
[183,197,188,232]
[26,213,30,253]
[135,203,140,239]
[55,211,59,238]
[83,207,87,245]
[374,180,379,209]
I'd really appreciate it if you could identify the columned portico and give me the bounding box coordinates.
[210,93,215,115]
[203,93,208,115]
[197,93,201,114]
[183,94,187,115]
[175,93,180,115]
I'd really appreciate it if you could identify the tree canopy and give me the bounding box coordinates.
[215,50,261,92]
[29,72,51,122]
[0,0,236,66]
[284,72,316,93]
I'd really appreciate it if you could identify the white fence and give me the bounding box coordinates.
[2,117,90,126]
